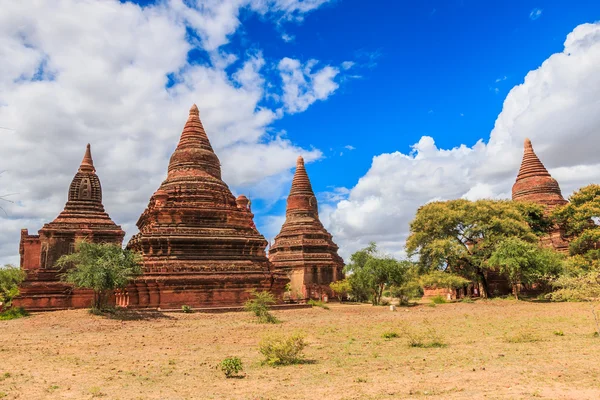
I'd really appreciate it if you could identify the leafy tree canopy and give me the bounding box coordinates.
[553,184,600,267]
[550,185,600,304]
[489,237,563,299]
[344,242,413,305]
[406,199,550,297]
[57,242,142,310]
[0,264,26,308]
[419,270,470,290]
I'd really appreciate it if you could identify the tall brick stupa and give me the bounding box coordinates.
[269,156,344,301]
[124,105,287,309]
[15,144,125,310]
[512,138,569,252]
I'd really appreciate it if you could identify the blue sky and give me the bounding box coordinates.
[2,0,600,263]
[207,0,600,239]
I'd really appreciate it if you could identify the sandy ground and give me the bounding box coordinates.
[1,300,600,400]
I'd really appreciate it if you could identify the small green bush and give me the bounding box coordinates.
[382,331,400,339]
[553,330,565,336]
[0,307,29,321]
[460,297,474,303]
[181,305,192,313]
[218,357,243,378]
[431,295,447,304]
[307,299,330,310]
[259,333,307,366]
[244,290,279,324]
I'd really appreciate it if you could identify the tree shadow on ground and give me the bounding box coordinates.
[297,359,318,365]
[99,308,176,321]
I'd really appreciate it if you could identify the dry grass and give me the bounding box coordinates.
[1,301,600,399]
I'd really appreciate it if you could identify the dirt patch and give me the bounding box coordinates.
[1,301,599,399]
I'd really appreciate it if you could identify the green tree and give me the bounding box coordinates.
[57,242,142,310]
[419,270,470,292]
[344,242,377,302]
[0,265,26,308]
[344,242,412,305]
[329,279,351,302]
[488,238,563,300]
[389,264,423,305]
[553,184,600,265]
[549,185,600,308]
[406,199,548,298]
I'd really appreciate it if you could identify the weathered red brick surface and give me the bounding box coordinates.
[124,105,287,308]
[14,145,125,310]
[512,138,569,252]
[269,156,344,301]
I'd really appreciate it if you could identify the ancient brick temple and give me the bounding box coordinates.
[122,105,287,309]
[14,145,125,310]
[269,156,344,301]
[512,138,569,252]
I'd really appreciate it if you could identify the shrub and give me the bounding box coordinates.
[403,322,446,348]
[259,333,307,366]
[548,270,600,302]
[307,299,330,310]
[330,279,351,301]
[244,290,279,324]
[181,305,192,313]
[460,297,474,303]
[0,307,29,321]
[382,331,399,339]
[553,330,565,336]
[503,329,541,343]
[431,295,447,304]
[218,357,243,378]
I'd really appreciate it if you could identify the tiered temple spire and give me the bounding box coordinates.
[511,138,569,253]
[269,156,344,301]
[512,138,567,208]
[125,105,287,308]
[15,144,124,310]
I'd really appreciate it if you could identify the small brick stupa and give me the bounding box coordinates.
[124,105,286,309]
[269,156,344,301]
[512,138,568,252]
[15,144,125,310]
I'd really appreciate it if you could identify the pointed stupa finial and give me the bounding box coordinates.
[167,104,221,180]
[289,155,314,198]
[79,143,95,173]
[512,138,566,205]
[516,138,550,180]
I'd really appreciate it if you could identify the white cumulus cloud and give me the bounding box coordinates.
[278,58,341,113]
[0,0,342,265]
[326,22,600,260]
